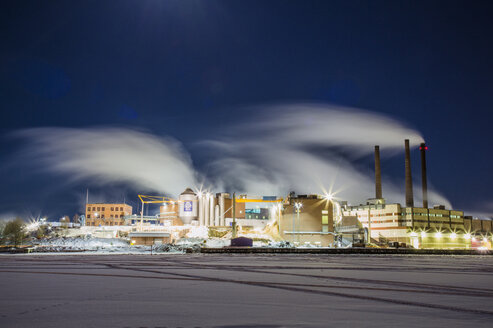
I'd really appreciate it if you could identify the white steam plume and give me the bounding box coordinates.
[201,103,451,207]
[14,127,197,197]
[11,103,452,209]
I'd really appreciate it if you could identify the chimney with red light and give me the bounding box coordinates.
[420,142,428,208]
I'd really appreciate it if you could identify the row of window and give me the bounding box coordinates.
[245,214,268,220]
[86,214,124,218]
[86,221,124,226]
[87,206,124,212]
[402,212,463,218]
[402,219,465,225]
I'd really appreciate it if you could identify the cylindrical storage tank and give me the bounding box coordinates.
[179,188,198,224]
[198,193,205,226]
[209,195,215,226]
[214,204,220,226]
[204,194,210,226]
[219,193,225,226]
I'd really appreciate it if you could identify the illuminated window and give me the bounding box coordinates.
[322,225,329,232]
[120,207,123,211]
[322,215,329,224]
[102,207,105,211]
[111,207,114,211]
[97,207,100,211]
[322,210,328,214]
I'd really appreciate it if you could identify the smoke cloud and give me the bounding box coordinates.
[13,127,197,197]
[201,103,451,207]
[10,103,452,210]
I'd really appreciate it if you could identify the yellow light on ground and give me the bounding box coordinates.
[421,231,427,238]
[464,233,471,240]
[450,232,457,239]
[435,232,442,238]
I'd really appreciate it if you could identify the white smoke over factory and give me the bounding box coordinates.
[11,103,450,207]
[201,103,450,207]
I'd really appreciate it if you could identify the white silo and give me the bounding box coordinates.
[198,192,205,226]
[214,204,220,226]
[209,195,215,226]
[219,193,227,226]
[204,193,210,226]
[179,188,198,224]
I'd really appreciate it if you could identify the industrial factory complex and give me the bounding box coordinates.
[78,140,491,250]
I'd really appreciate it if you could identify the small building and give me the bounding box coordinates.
[129,231,172,245]
[85,203,132,226]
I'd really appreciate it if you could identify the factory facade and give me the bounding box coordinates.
[77,140,491,250]
[155,189,246,227]
[338,140,492,249]
[85,203,132,226]
[280,194,334,247]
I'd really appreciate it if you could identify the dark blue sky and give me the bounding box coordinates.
[1,0,492,218]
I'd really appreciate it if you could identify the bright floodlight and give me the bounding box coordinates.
[450,232,457,239]
[421,231,427,238]
[464,233,471,240]
[294,202,302,210]
[410,231,418,237]
[324,193,333,201]
[435,231,442,238]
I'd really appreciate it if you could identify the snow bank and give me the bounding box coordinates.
[36,237,131,252]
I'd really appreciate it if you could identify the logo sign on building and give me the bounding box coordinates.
[184,201,193,212]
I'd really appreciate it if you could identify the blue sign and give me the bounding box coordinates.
[184,201,193,212]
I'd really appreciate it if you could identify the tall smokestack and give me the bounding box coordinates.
[404,139,414,207]
[420,142,428,208]
[374,145,382,199]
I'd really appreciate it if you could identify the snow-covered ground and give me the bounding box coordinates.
[1,254,492,327]
[32,223,281,253]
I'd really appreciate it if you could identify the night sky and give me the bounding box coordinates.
[1,0,492,219]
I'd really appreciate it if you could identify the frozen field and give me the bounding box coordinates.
[1,254,493,328]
